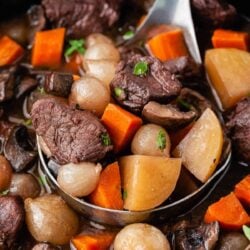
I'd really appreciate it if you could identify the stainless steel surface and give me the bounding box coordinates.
[38,136,232,226]
[127,0,202,64]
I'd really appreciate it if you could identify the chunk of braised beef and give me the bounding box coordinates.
[172,220,219,250]
[0,66,18,103]
[27,5,46,44]
[218,232,249,250]
[110,55,182,113]
[142,101,196,129]
[4,125,37,172]
[44,72,73,97]
[226,97,250,163]
[42,0,122,38]
[191,0,237,27]
[164,56,201,81]
[0,196,25,249]
[0,121,14,155]
[31,98,113,164]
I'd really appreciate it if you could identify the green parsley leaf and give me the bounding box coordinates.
[122,189,128,200]
[123,30,135,40]
[0,189,9,196]
[64,39,86,57]
[243,225,250,241]
[177,98,192,111]
[114,87,124,98]
[101,133,111,146]
[133,61,148,76]
[37,86,45,94]
[157,130,166,151]
[39,175,48,187]
[23,119,32,126]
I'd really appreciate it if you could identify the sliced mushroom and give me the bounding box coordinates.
[4,125,37,172]
[172,220,220,250]
[142,101,196,129]
[179,88,212,117]
[44,72,73,97]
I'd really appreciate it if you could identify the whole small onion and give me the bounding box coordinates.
[86,33,113,48]
[57,162,102,197]
[84,43,120,62]
[131,124,171,157]
[114,223,170,250]
[83,59,117,87]
[69,76,110,117]
[9,173,41,200]
[0,155,12,191]
[25,194,79,245]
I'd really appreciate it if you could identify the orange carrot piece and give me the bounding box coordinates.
[0,36,24,66]
[235,175,250,206]
[32,28,66,68]
[101,104,142,152]
[146,29,189,61]
[63,53,83,74]
[212,29,249,51]
[204,192,250,230]
[89,162,123,209]
[72,233,115,250]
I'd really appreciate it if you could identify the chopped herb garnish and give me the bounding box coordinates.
[157,130,166,151]
[123,189,128,200]
[114,87,124,98]
[123,30,135,40]
[23,119,32,126]
[37,86,45,94]
[101,133,111,146]
[0,190,9,196]
[133,61,148,76]
[64,39,86,57]
[177,98,192,111]
[243,225,250,241]
[39,175,47,187]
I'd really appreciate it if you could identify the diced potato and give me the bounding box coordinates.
[119,155,181,211]
[173,108,223,183]
[205,48,250,109]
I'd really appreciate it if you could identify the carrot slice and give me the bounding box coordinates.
[72,233,115,250]
[204,192,250,230]
[146,28,189,61]
[212,29,249,51]
[235,175,250,206]
[0,36,24,66]
[101,103,142,152]
[32,28,66,68]
[89,162,123,210]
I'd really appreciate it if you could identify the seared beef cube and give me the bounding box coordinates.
[0,196,25,248]
[0,66,17,103]
[42,0,122,38]
[110,55,182,113]
[44,72,73,97]
[191,0,237,27]
[31,98,113,164]
[15,76,37,99]
[226,97,250,163]
[164,56,201,81]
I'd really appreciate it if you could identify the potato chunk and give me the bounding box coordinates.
[205,48,250,109]
[119,155,181,211]
[173,108,223,183]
